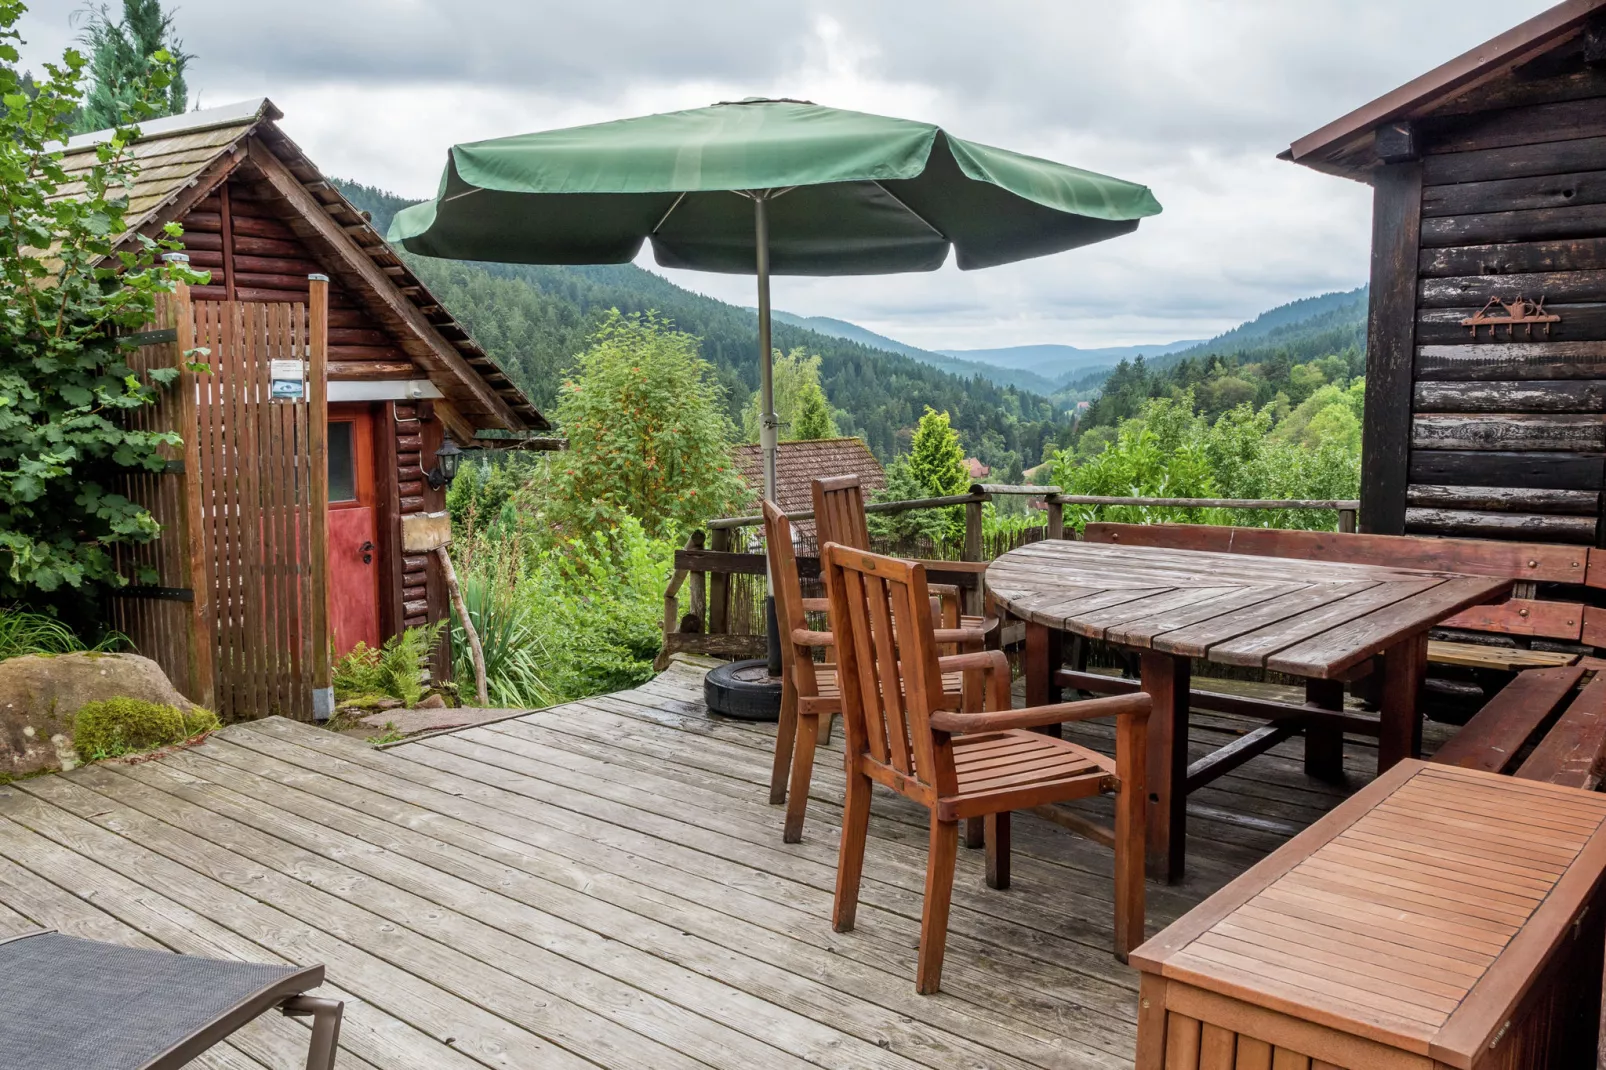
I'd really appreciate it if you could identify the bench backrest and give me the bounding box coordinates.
[1081,523,1596,645]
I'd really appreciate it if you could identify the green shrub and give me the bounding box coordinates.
[73,697,183,759]
[331,621,445,706]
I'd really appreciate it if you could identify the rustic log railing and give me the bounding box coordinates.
[656,485,1360,667]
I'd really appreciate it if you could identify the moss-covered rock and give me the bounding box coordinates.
[73,698,187,760]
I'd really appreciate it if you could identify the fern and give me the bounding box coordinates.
[377,620,445,707]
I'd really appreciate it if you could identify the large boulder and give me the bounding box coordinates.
[0,652,195,777]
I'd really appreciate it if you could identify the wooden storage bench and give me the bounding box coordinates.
[1132,760,1606,1069]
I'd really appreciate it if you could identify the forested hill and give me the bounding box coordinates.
[334,180,1067,468]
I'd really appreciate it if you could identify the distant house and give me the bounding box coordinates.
[731,438,886,535]
[965,458,990,480]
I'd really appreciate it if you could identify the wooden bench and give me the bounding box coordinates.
[1076,523,1606,785]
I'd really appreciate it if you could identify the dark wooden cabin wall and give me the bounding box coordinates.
[1403,90,1606,545]
[180,173,444,639]
[181,176,422,381]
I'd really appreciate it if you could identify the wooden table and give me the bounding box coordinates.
[986,541,1510,881]
[1131,760,1606,1070]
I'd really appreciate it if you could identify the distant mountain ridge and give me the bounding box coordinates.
[767,310,1061,394]
[939,339,1204,381]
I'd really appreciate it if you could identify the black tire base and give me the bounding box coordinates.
[704,659,783,722]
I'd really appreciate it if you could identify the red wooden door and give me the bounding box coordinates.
[327,405,381,656]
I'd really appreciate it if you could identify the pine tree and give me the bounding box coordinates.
[907,407,969,498]
[791,381,836,440]
[74,0,190,133]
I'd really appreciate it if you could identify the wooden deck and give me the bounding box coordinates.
[0,658,1397,1070]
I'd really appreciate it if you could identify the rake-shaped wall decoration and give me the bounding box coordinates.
[1461,295,1561,338]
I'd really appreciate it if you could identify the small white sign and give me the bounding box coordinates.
[271,379,304,400]
[268,358,305,380]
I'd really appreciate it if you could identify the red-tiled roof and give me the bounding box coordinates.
[731,438,886,516]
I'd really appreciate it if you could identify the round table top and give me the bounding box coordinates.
[985,540,1509,678]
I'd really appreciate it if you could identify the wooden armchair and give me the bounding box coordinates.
[763,500,979,842]
[822,541,1150,994]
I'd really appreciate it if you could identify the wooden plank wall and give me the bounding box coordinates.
[1405,90,1606,545]
[182,175,423,382]
[192,301,316,721]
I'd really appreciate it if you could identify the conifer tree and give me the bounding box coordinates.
[74,0,189,133]
[791,380,836,440]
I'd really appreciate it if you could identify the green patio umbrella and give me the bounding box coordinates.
[389,97,1162,505]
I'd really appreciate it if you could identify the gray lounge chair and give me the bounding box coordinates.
[0,930,342,1069]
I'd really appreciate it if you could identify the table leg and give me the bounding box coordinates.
[1378,633,1428,772]
[1024,620,1061,709]
[1140,650,1189,884]
[1304,678,1347,784]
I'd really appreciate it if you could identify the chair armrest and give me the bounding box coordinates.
[790,628,834,648]
[800,597,831,613]
[937,649,1012,713]
[931,693,1151,735]
[933,626,987,645]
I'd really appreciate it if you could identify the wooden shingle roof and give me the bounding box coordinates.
[731,438,886,517]
[62,99,546,431]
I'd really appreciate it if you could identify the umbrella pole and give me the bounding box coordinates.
[754,192,783,677]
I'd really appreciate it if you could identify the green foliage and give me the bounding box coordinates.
[332,621,446,706]
[547,311,750,540]
[450,547,554,709]
[0,607,120,659]
[0,5,203,608]
[791,381,836,440]
[450,515,675,705]
[1049,389,1361,532]
[73,0,189,133]
[869,408,971,547]
[331,180,1068,469]
[72,695,212,759]
[741,348,836,441]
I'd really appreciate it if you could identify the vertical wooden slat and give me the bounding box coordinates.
[240,302,266,716]
[174,282,213,708]
[1198,1024,1236,1070]
[255,302,282,717]
[1233,1036,1272,1070]
[1268,1049,1308,1070]
[1360,160,1423,535]
[308,278,331,716]
[1165,1013,1202,1070]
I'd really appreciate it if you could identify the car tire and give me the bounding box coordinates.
[704,659,783,721]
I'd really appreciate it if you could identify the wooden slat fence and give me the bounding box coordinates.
[112,283,329,722]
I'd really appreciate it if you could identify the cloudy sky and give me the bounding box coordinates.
[16,0,1555,350]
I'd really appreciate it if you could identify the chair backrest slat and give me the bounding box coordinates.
[813,475,872,552]
[823,542,955,796]
[763,501,822,696]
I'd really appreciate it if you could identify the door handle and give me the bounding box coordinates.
[359,541,375,552]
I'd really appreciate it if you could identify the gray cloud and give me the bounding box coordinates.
[13,0,1557,348]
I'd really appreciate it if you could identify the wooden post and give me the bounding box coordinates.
[436,545,488,705]
[307,275,332,720]
[1359,159,1422,536]
[1338,507,1357,534]
[1378,632,1428,772]
[708,527,731,634]
[1046,498,1065,541]
[688,529,706,630]
[169,277,215,710]
[963,496,984,617]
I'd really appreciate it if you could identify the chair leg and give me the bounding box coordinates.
[783,711,823,843]
[917,816,961,994]
[281,994,344,1070]
[963,816,984,849]
[820,711,834,746]
[1114,711,1150,962]
[833,768,874,934]
[984,811,1010,890]
[769,681,799,806]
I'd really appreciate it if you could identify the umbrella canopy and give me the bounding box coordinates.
[388,98,1161,275]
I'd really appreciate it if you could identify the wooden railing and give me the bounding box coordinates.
[655,485,1360,666]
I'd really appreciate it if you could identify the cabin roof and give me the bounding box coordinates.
[62,98,547,432]
[1284,0,1606,183]
[731,438,886,517]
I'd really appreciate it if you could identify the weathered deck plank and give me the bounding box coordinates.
[0,658,1381,1069]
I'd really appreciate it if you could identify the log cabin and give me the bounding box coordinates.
[71,98,549,718]
[1286,0,1606,545]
